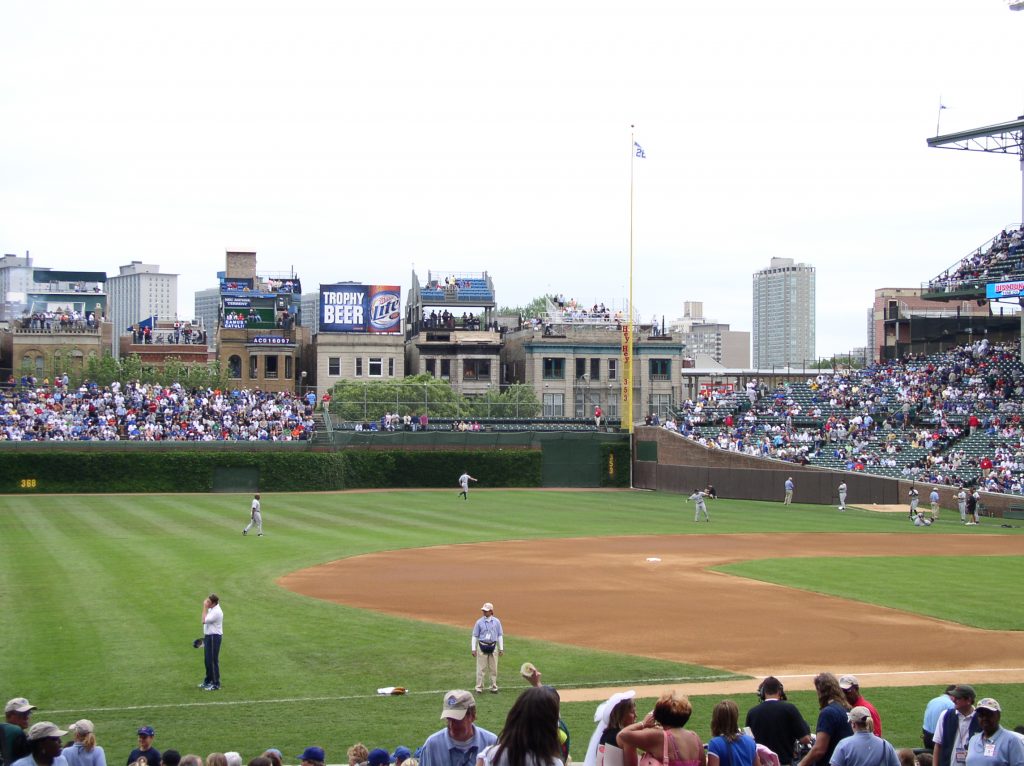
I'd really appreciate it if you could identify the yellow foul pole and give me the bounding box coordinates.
[623,126,636,434]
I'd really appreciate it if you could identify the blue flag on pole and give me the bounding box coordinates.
[633,141,646,159]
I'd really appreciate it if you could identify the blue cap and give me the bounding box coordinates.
[368,750,390,766]
[137,727,155,737]
[298,748,325,763]
[392,748,412,763]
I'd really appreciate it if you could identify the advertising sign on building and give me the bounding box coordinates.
[319,284,401,333]
[986,280,1024,299]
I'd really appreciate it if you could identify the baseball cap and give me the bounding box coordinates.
[27,723,68,741]
[441,690,476,720]
[138,726,155,737]
[944,684,957,695]
[392,747,412,763]
[839,675,859,690]
[368,749,390,766]
[952,684,976,700]
[297,747,326,763]
[976,698,1001,712]
[5,698,36,714]
[847,706,872,724]
[69,720,95,735]
[480,602,494,611]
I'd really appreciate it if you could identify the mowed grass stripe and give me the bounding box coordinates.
[717,554,1024,629]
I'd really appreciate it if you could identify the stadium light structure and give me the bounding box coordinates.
[927,115,1024,222]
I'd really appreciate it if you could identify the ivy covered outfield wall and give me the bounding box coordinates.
[0,433,629,494]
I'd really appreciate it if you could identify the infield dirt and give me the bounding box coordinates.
[279,531,1024,701]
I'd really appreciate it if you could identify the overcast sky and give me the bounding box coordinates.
[2,0,1023,357]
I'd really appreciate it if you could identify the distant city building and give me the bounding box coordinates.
[0,253,34,322]
[300,291,320,334]
[671,300,750,368]
[752,257,815,368]
[107,262,178,351]
[193,287,220,347]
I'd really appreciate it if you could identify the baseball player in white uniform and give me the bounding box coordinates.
[243,493,263,536]
[838,481,848,511]
[957,487,968,523]
[458,472,477,500]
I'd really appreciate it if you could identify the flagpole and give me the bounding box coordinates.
[936,96,944,136]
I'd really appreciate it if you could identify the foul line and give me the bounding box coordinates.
[44,674,745,715]
[45,668,1024,715]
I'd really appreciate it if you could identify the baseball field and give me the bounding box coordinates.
[3,488,1024,763]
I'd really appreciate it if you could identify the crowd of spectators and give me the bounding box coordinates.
[672,340,1024,494]
[19,310,99,331]
[0,381,316,441]
[927,225,1024,293]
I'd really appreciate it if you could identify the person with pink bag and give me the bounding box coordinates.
[616,693,706,766]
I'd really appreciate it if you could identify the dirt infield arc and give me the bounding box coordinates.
[279,533,1024,696]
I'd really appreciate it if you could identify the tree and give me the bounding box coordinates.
[84,352,121,387]
[498,294,553,320]
[466,384,541,418]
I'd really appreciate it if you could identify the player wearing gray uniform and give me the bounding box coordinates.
[458,472,477,500]
[689,489,710,522]
[838,482,847,511]
[908,488,919,519]
[243,493,263,536]
[957,488,967,523]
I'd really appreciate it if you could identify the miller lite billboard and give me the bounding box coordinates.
[319,284,401,334]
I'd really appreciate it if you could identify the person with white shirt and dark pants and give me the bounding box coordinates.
[200,594,223,691]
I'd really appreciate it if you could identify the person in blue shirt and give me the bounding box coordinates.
[419,691,497,766]
[922,686,956,750]
[965,699,1024,766]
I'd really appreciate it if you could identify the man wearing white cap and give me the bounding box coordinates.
[9,723,69,766]
[839,676,882,738]
[965,699,1024,766]
[419,690,496,766]
[2,698,36,766]
[471,603,504,694]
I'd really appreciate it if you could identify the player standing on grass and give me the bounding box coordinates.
[243,493,262,536]
[908,487,920,519]
[688,489,710,522]
[838,482,847,512]
[458,472,477,500]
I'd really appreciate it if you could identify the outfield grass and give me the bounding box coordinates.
[2,491,1021,761]
[717,556,1024,629]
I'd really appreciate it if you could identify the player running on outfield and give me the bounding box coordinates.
[458,472,477,500]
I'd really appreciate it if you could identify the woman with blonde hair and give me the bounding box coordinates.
[617,692,705,766]
[63,720,106,766]
[207,754,228,766]
[799,673,853,766]
[706,701,759,766]
[348,745,369,766]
